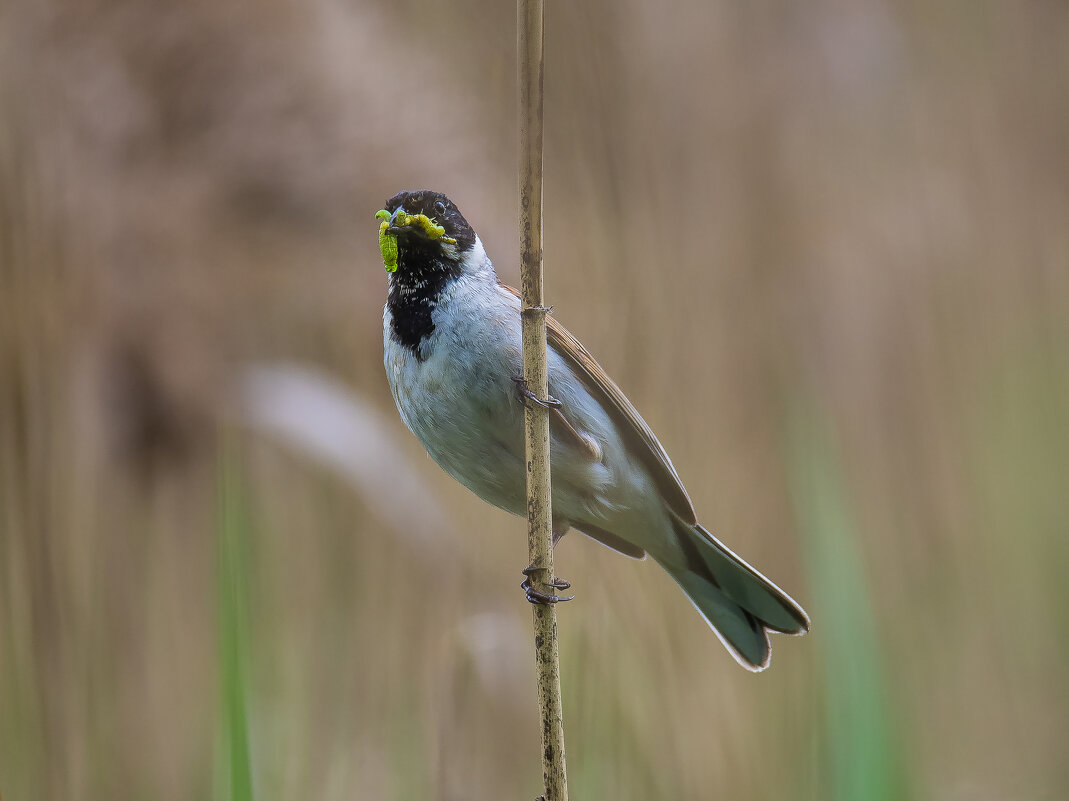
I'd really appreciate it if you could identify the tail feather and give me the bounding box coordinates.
[666,521,809,671]
[672,569,773,670]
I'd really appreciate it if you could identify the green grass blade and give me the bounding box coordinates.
[217,438,254,801]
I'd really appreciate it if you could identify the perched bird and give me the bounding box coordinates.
[379,189,809,670]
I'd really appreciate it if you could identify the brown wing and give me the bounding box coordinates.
[500,284,697,525]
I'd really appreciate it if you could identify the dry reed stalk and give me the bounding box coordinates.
[518,0,568,799]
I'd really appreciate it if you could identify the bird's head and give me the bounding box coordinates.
[376,190,480,282]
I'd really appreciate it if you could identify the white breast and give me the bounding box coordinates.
[384,264,531,515]
[382,241,651,533]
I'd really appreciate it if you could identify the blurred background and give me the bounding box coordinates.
[3,0,1068,799]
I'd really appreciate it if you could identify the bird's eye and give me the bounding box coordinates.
[433,200,447,216]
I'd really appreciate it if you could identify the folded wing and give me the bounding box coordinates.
[499,283,697,525]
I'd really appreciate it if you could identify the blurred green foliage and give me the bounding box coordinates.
[217,442,254,801]
[786,399,908,801]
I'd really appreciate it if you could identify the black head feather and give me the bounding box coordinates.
[383,190,476,357]
[385,190,476,254]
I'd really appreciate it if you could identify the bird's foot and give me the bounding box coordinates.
[521,566,574,604]
[512,375,562,411]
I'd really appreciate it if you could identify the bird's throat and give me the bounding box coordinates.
[387,251,461,357]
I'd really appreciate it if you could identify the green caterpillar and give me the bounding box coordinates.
[375,208,457,274]
[375,209,399,273]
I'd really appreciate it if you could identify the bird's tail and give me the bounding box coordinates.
[662,521,809,671]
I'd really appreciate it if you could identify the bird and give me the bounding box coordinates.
[378,189,809,671]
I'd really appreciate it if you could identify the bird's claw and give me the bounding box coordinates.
[512,375,562,410]
[521,565,574,604]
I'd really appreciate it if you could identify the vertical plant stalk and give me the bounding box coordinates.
[518,1,568,800]
[217,438,254,801]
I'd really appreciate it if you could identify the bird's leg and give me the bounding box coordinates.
[521,521,573,604]
[552,525,567,549]
[512,374,562,410]
[550,522,572,590]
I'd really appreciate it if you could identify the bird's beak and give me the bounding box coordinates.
[386,207,408,237]
[387,207,434,240]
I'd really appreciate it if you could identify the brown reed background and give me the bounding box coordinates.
[2,1,1068,799]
